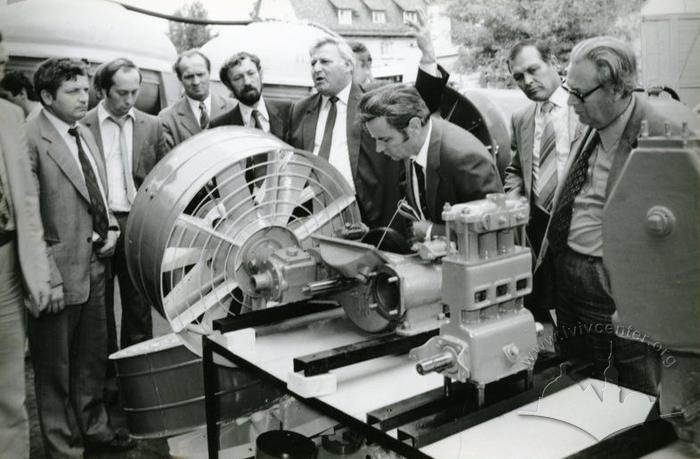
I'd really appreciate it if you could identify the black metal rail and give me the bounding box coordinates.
[293,330,438,376]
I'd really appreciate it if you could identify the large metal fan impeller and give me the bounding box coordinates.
[126,127,361,354]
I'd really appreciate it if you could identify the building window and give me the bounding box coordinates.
[338,9,352,25]
[403,11,418,24]
[372,11,386,24]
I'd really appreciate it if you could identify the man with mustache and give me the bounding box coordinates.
[210,51,290,138]
[504,40,581,323]
[25,57,133,457]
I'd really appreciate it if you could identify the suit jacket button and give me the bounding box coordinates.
[87,209,92,215]
[86,237,92,243]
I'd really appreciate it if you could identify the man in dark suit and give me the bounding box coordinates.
[83,58,161,354]
[26,58,132,457]
[158,49,235,153]
[0,31,52,456]
[287,25,448,231]
[359,84,502,240]
[210,51,289,137]
[539,36,687,394]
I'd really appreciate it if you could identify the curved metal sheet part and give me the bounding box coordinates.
[126,126,361,356]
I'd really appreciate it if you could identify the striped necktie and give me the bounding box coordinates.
[534,113,558,212]
[199,101,209,129]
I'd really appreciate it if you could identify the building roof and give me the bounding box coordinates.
[363,0,388,11]
[284,0,427,37]
[392,0,422,12]
[329,0,360,10]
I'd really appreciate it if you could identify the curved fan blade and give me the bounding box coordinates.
[216,161,258,226]
[293,195,356,241]
[175,214,240,249]
[162,247,208,271]
[169,274,239,333]
[258,155,314,225]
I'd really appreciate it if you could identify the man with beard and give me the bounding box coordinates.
[209,52,291,188]
[210,51,290,138]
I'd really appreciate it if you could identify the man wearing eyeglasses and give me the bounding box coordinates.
[538,36,689,395]
[504,40,581,324]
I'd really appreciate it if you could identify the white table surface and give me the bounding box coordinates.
[218,313,654,458]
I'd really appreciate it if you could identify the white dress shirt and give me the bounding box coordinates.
[238,97,271,133]
[313,84,353,191]
[568,97,635,256]
[98,102,134,212]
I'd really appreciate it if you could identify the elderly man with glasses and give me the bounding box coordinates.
[536,36,691,395]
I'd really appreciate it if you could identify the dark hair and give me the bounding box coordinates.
[570,36,637,98]
[219,51,261,89]
[1,70,37,100]
[173,49,210,80]
[507,39,555,71]
[33,58,89,107]
[93,58,142,94]
[359,84,430,130]
[348,40,369,55]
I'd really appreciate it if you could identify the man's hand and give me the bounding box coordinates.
[47,284,65,314]
[97,230,119,258]
[411,219,433,243]
[26,281,52,317]
[405,7,436,65]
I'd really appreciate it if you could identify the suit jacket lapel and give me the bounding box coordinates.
[211,93,230,119]
[302,95,321,152]
[521,104,536,198]
[82,109,103,157]
[426,118,443,220]
[39,113,91,202]
[346,84,362,182]
[81,126,109,195]
[605,96,644,198]
[131,111,148,178]
[176,97,200,137]
[266,101,283,137]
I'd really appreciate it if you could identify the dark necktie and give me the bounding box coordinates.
[251,109,263,130]
[405,159,428,219]
[199,101,209,129]
[318,96,339,160]
[68,127,109,240]
[547,129,600,254]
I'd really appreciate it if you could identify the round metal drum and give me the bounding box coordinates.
[110,334,282,438]
[125,126,361,355]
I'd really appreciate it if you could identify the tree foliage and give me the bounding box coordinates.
[448,0,644,87]
[167,1,214,54]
